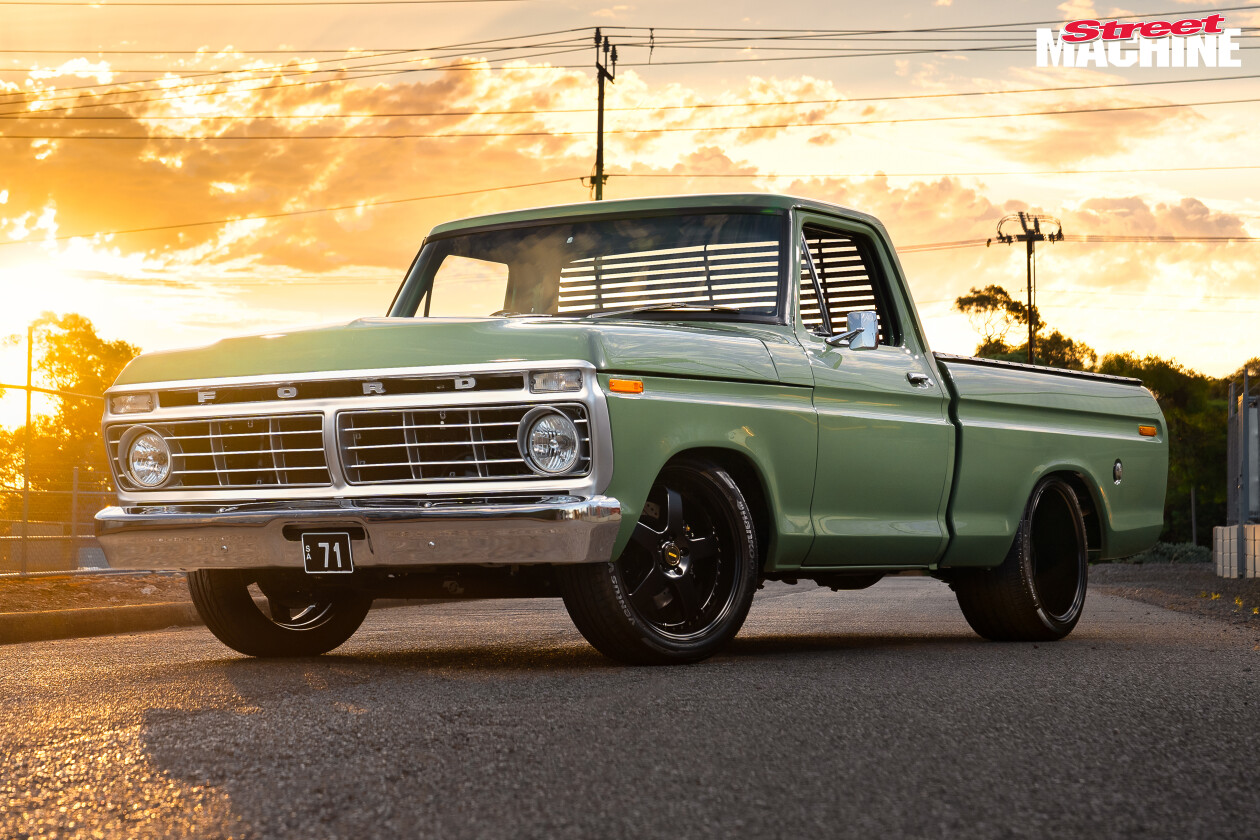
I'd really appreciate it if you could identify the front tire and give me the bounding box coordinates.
[951,476,1089,642]
[188,569,372,657]
[558,459,759,665]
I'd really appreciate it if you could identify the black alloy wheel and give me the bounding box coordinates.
[951,476,1089,642]
[558,458,759,664]
[188,569,372,657]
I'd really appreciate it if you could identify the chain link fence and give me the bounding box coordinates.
[0,472,116,576]
[0,362,118,577]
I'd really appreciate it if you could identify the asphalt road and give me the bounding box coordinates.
[3,578,1259,840]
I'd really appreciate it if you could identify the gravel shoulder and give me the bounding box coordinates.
[1091,561,1260,637]
[0,572,189,614]
[2,561,1256,623]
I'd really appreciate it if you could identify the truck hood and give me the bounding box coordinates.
[113,317,785,387]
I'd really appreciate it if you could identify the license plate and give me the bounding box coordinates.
[301,532,354,574]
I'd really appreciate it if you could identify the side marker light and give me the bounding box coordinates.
[608,378,644,394]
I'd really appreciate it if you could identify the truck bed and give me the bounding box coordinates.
[933,353,1168,567]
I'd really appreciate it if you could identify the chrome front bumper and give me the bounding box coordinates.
[94,496,622,571]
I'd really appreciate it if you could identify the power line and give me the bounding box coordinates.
[595,7,1260,35]
[900,239,989,253]
[0,30,598,104]
[0,177,580,247]
[0,48,420,100]
[1064,234,1260,243]
[7,95,1254,140]
[39,36,1260,71]
[609,44,1260,68]
[610,165,1260,179]
[5,27,1256,55]
[9,73,1256,121]
[0,27,591,61]
[0,48,423,54]
[0,40,602,78]
[1030,288,1260,302]
[902,233,1260,253]
[0,41,588,106]
[0,47,589,117]
[6,189,1254,255]
[10,38,1253,101]
[595,36,1260,52]
[0,38,597,73]
[1,0,535,5]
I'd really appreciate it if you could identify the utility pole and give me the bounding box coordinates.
[989,212,1063,365]
[19,324,32,576]
[592,28,617,201]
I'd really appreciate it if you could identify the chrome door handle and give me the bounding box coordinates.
[906,372,935,388]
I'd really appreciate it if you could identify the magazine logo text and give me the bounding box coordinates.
[1036,15,1242,67]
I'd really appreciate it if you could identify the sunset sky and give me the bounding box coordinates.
[1,0,1258,424]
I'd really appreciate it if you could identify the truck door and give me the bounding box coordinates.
[796,215,953,567]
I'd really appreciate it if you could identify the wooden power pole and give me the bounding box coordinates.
[989,212,1063,365]
[592,29,617,201]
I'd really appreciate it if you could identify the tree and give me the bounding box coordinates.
[0,314,139,536]
[985,331,1098,371]
[955,285,1094,371]
[954,285,1041,352]
[1230,357,1260,380]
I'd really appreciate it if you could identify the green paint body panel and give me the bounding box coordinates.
[114,318,781,387]
[936,360,1168,566]
[109,194,1169,572]
[598,372,818,567]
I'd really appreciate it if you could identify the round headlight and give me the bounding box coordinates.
[126,429,172,487]
[518,408,580,475]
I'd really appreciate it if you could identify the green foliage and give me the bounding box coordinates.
[1115,541,1212,565]
[956,285,1094,370]
[0,313,139,529]
[1232,357,1260,380]
[979,331,1098,371]
[954,285,1042,347]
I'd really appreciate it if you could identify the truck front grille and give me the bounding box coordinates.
[107,414,331,490]
[337,403,590,485]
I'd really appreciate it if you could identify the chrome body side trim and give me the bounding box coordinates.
[933,352,1143,386]
[94,495,622,571]
[103,360,613,505]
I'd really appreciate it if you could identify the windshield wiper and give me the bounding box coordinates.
[586,303,742,320]
[491,310,553,318]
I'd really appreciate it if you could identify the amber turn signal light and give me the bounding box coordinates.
[608,378,644,394]
[1138,425,1158,437]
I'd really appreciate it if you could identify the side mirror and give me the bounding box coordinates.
[825,310,879,350]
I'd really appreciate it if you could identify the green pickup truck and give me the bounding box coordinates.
[95,194,1168,664]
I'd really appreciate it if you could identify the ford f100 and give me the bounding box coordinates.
[95,194,1169,664]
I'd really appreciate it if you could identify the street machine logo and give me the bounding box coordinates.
[1037,14,1242,68]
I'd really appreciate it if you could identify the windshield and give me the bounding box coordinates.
[391,212,787,321]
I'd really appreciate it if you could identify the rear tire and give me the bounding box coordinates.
[558,459,759,665]
[188,569,372,657]
[951,476,1089,642]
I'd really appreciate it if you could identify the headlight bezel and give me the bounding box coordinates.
[517,406,582,476]
[119,425,174,488]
